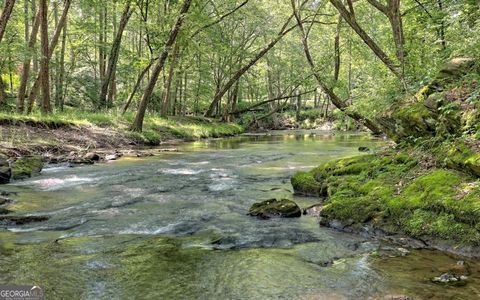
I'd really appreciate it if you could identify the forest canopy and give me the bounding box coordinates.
[0,0,478,131]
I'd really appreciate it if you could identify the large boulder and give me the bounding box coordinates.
[248,199,301,219]
[0,155,11,184]
[11,156,43,180]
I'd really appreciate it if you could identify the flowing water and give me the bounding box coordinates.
[0,131,479,299]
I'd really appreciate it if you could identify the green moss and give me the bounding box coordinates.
[296,149,480,246]
[444,142,480,177]
[11,156,43,179]
[291,171,322,196]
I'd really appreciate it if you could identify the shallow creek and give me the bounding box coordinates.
[0,131,479,299]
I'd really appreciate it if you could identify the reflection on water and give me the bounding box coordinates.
[0,130,478,299]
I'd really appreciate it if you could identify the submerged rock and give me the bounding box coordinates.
[11,156,43,179]
[431,273,468,286]
[248,199,301,219]
[0,155,11,184]
[0,196,12,205]
[0,215,49,226]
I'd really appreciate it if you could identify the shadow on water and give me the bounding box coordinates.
[0,130,478,299]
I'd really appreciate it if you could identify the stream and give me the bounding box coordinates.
[0,130,479,299]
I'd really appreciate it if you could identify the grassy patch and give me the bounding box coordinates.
[0,111,245,146]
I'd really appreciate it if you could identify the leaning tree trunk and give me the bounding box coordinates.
[205,15,295,117]
[27,0,71,114]
[131,0,192,132]
[0,0,16,43]
[292,0,382,134]
[99,0,133,108]
[329,0,402,79]
[366,0,405,74]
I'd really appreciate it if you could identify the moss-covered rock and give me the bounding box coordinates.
[11,156,43,180]
[378,58,479,142]
[248,199,301,219]
[293,149,480,248]
[444,142,480,177]
[291,171,322,196]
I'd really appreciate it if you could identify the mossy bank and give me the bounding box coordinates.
[292,58,480,257]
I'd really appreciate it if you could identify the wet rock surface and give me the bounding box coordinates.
[249,199,302,219]
[0,215,50,226]
[0,155,11,184]
[11,156,43,179]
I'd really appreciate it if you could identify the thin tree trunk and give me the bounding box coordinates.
[161,42,180,116]
[0,77,7,107]
[39,0,51,114]
[205,15,296,117]
[131,0,192,132]
[329,0,402,79]
[334,15,342,81]
[99,0,133,108]
[27,0,71,114]
[17,9,40,113]
[122,61,154,114]
[0,0,16,43]
[292,0,382,134]
[57,15,67,111]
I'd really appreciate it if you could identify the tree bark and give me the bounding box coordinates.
[39,0,51,114]
[0,0,16,43]
[205,15,296,117]
[366,0,405,73]
[329,0,402,79]
[121,60,154,114]
[161,42,180,116]
[99,0,133,108]
[0,77,7,107]
[57,14,67,111]
[131,0,192,132]
[334,15,342,81]
[27,0,71,114]
[17,5,40,113]
[292,0,382,134]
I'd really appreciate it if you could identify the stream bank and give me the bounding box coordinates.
[291,58,480,258]
[0,114,244,182]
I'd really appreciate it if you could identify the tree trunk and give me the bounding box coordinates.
[334,15,342,81]
[205,15,295,117]
[27,0,71,114]
[57,14,67,111]
[99,0,133,108]
[0,0,16,43]
[131,0,192,132]
[39,0,51,114]
[0,77,7,107]
[329,0,402,79]
[161,43,180,116]
[292,0,382,134]
[17,9,40,113]
[122,60,154,114]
